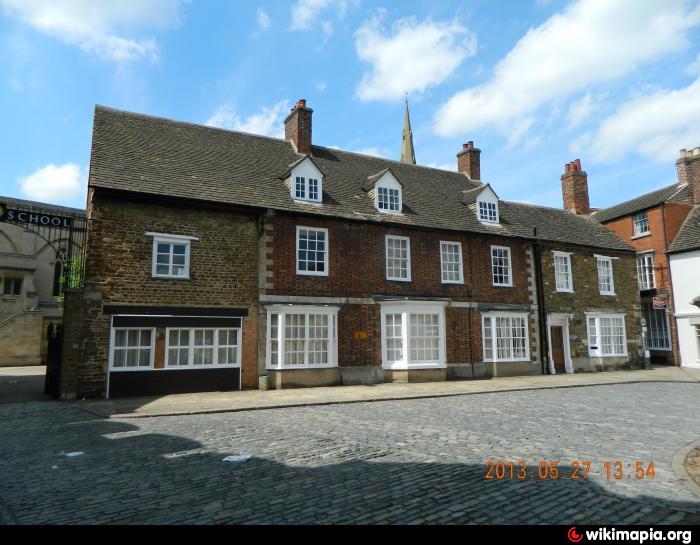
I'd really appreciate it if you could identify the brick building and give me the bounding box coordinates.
[61,100,643,398]
[588,156,695,365]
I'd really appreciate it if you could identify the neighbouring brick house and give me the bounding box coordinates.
[61,100,643,398]
[587,155,695,365]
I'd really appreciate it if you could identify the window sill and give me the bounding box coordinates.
[152,275,191,280]
[441,280,464,285]
[555,289,575,294]
[600,292,617,297]
[588,354,628,358]
[386,277,412,282]
[382,362,447,370]
[631,232,651,240]
[266,365,338,371]
[493,283,513,288]
[483,359,531,364]
[296,271,329,277]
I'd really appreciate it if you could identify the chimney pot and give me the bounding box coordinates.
[680,148,687,159]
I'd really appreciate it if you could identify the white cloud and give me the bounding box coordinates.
[579,77,700,163]
[19,163,86,204]
[354,146,390,158]
[355,12,476,102]
[0,0,185,63]
[290,0,355,31]
[205,101,290,139]
[316,81,327,92]
[565,92,605,130]
[687,52,700,76]
[434,0,700,137]
[257,8,270,30]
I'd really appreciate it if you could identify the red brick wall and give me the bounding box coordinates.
[267,213,531,304]
[602,204,691,365]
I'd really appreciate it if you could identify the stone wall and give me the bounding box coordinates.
[540,243,643,370]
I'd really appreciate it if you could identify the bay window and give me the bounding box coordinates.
[380,302,446,369]
[266,306,338,369]
[481,313,529,362]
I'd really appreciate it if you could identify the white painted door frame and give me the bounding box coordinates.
[546,313,573,375]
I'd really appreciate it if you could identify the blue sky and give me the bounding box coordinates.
[1,0,700,210]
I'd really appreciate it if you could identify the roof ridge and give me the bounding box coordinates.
[95,104,481,187]
[591,181,682,216]
[95,104,293,146]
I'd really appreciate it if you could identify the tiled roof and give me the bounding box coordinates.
[668,206,700,253]
[591,183,692,223]
[0,195,85,216]
[89,106,632,252]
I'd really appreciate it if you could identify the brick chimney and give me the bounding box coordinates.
[677,147,700,204]
[457,141,481,181]
[561,159,591,214]
[284,99,313,154]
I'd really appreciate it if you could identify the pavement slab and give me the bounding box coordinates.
[72,366,698,419]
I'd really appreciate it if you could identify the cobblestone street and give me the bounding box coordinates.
[1,382,700,524]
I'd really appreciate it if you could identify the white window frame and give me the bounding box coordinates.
[164,327,242,369]
[385,235,411,282]
[586,313,628,358]
[440,241,464,284]
[380,301,447,370]
[491,245,513,287]
[296,226,329,277]
[481,312,530,363]
[478,200,499,223]
[109,327,156,372]
[553,251,574,293]
[696,326,700,362]
[290,158,323,204]
[636,252,656,290]
[265,306,339,370]
[594,254,616,296]
[375,183,402,214]
[146,232,198,280]
[632,211,650,237]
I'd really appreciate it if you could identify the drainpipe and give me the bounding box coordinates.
[466,236,476,379]
[533,228,549,375]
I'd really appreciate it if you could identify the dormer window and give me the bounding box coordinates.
[473,185,500,225]
[367,169,403,214]
[295,176,320,201]
[378,186,400,212]
[479,201,498,223]
[288,156,323,204]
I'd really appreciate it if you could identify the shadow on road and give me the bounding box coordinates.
[0,366,48,404]
[1,404,699,525]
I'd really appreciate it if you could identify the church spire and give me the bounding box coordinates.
[400,94,416,165]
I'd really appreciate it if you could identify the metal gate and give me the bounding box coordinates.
[44,323,64,398]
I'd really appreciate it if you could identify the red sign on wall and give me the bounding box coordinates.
[652,297,667,309]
